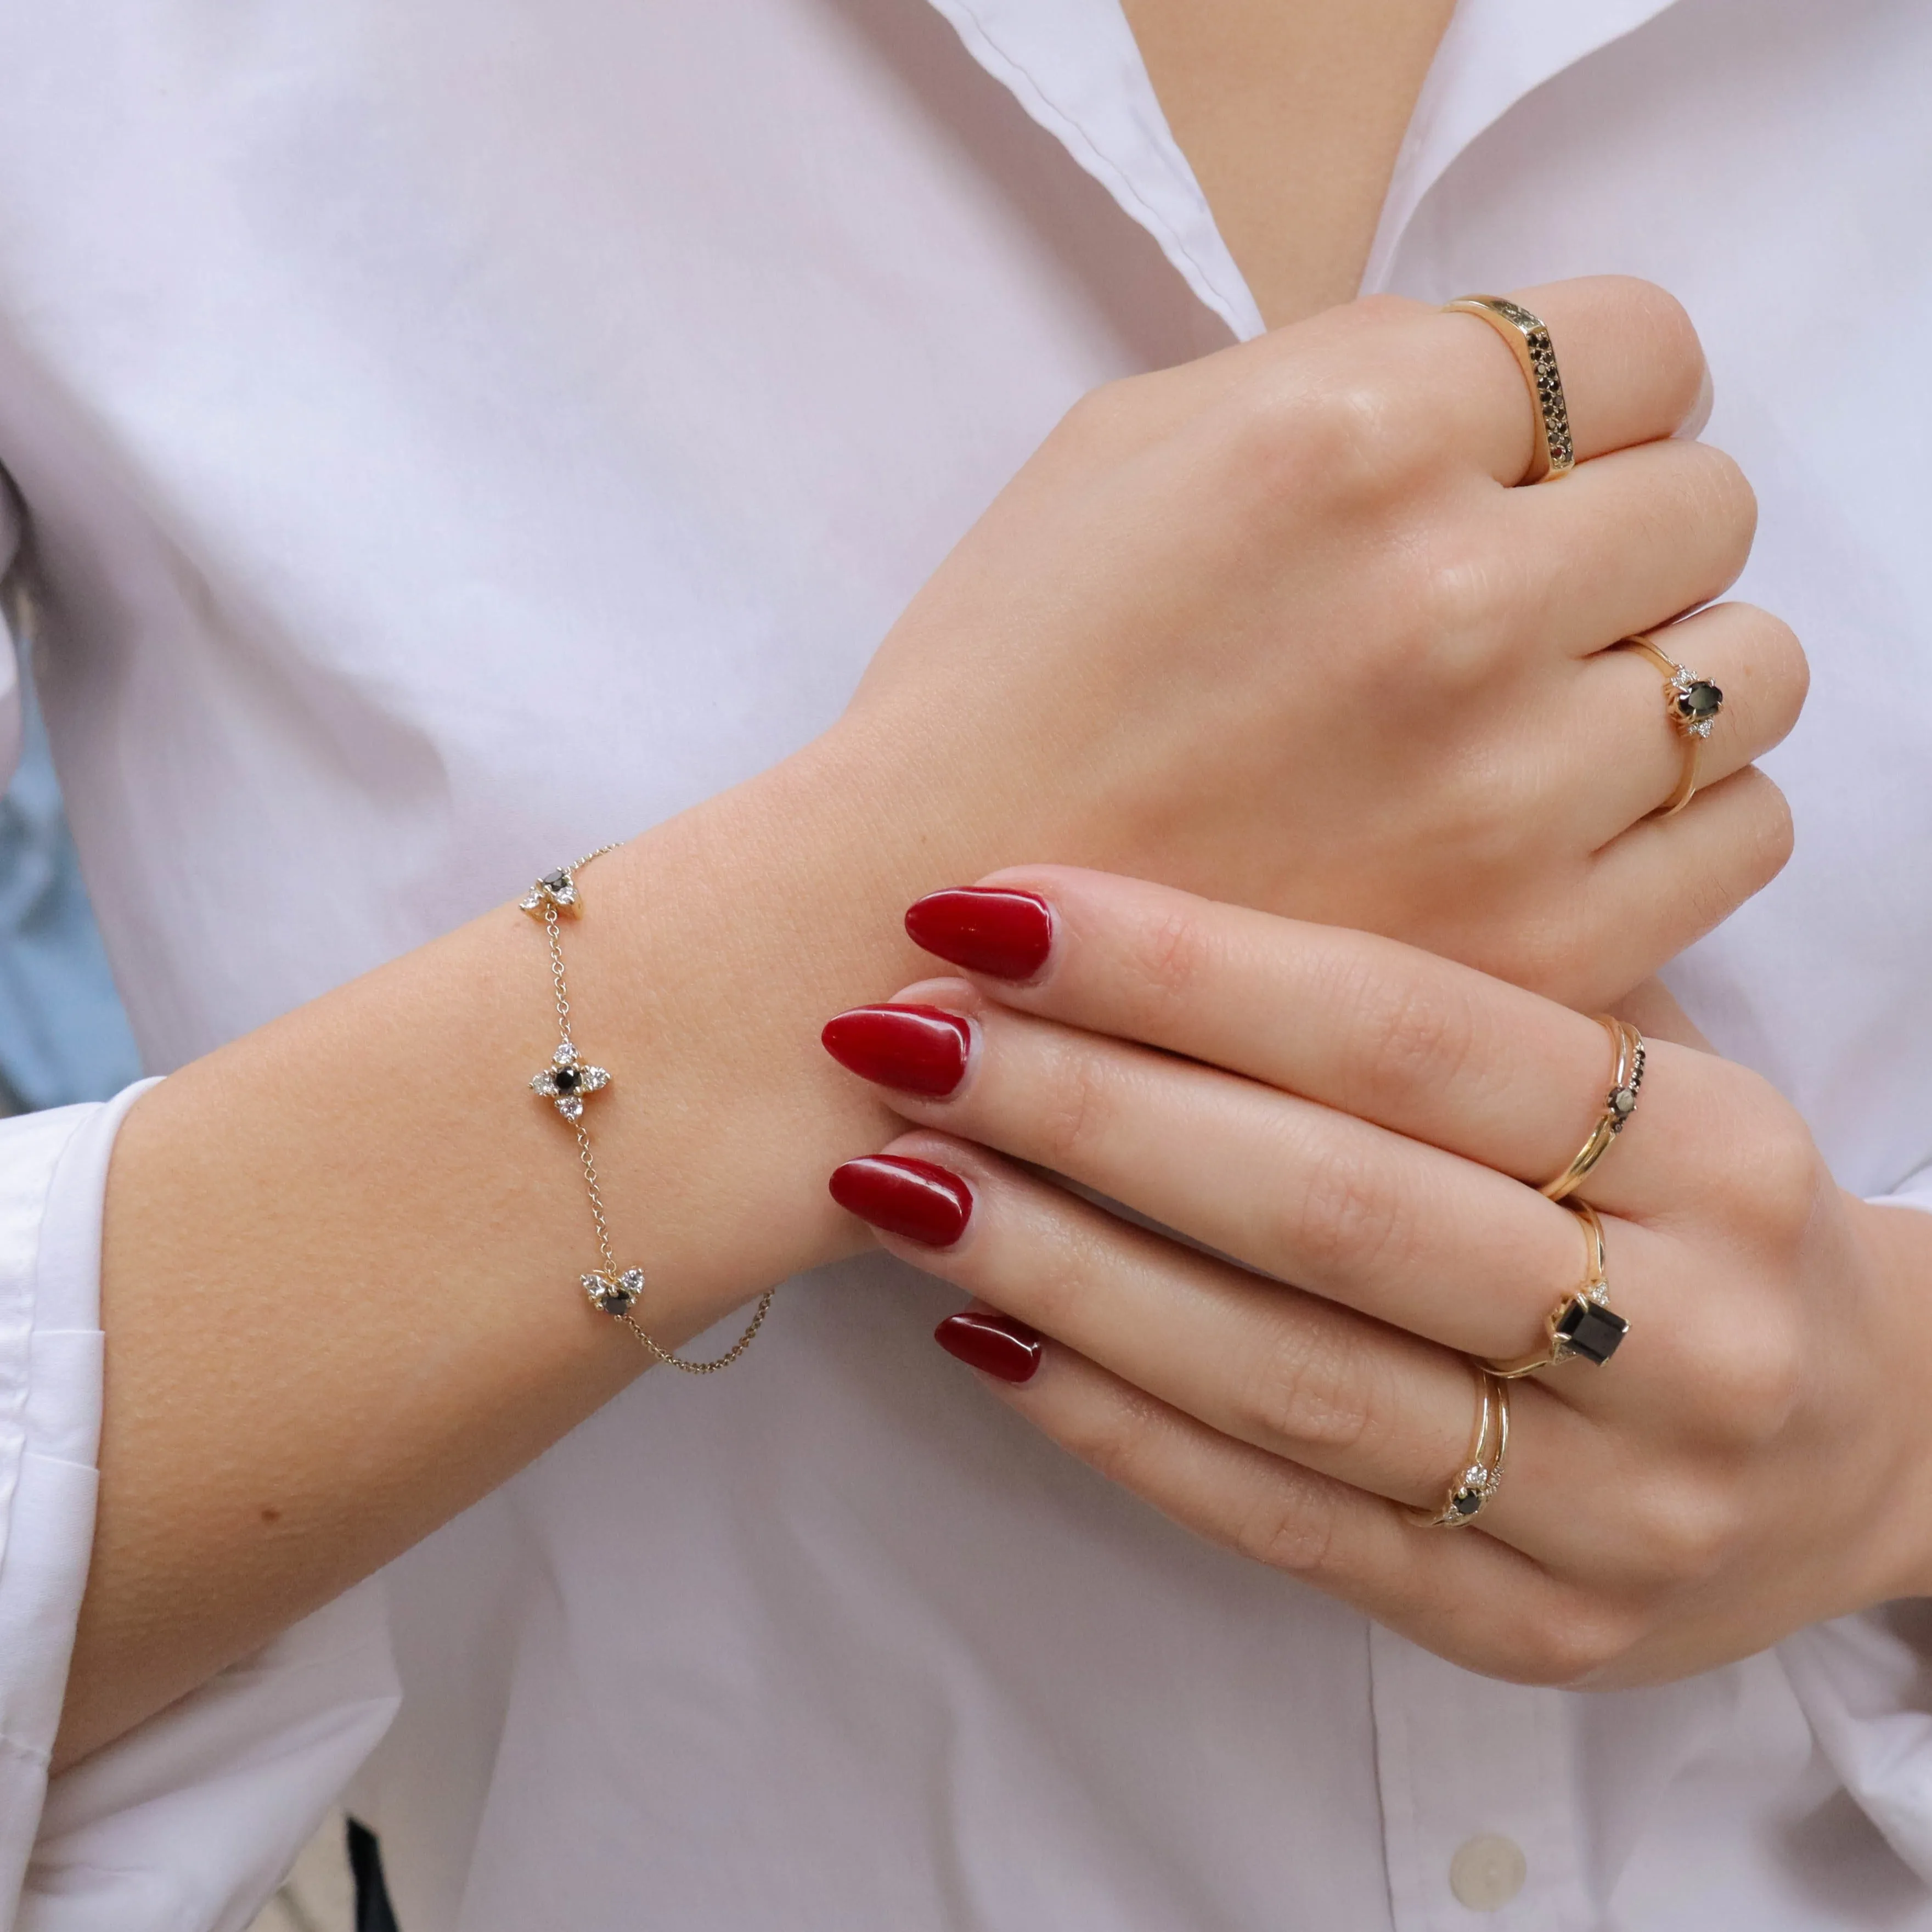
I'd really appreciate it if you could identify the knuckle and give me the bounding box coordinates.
[1642,1490,1744,1587]
[1066,1383,1164,1492]
[1237,1320,1378,1457]
[1221,367,1412,512]
[1700,1293,1806,1445]
[1516,1598,1642,1687]
[1738,1092,1825,1239]
[1281,1133,1407,1285]
[1230,1477,1338,1578]
[1116,904,1215,1034]
[1343,966,1484,1115]
[1016,1210,1105,1336]
[1382,535,1513,686]
[1024,1035,1119,1174]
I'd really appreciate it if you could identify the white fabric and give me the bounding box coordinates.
[0,0,1927,1926]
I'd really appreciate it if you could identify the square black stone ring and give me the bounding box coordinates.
[1487,1292,1630,1378]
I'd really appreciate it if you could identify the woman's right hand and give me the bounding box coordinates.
[836,274,1801,1011]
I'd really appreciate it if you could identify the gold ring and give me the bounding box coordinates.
[1487,1202,1629,1376]
[1410,1367,1511,1528]
[1616,634,1725,816]
[1441,294,1575,483]
[1540,1016,1646,1201]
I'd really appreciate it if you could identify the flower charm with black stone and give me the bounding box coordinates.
[530,1040,610,1120]
[520,866,582,920]
[583,1268,646,1316]
[1665,667,1724,739]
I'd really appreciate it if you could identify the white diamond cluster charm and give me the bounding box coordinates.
[520,849,778,1374]
[531,1040,609,1119]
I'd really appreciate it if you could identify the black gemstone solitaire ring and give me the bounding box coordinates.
[1618,633,1725,816]
[1488,1202,1630,1377]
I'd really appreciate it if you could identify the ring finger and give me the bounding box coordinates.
[1574,601,1806,840]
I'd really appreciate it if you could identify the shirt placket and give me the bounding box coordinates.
[1371,1623,1595,1930]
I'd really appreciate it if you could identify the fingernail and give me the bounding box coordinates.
[905,888,1054,982]
[821,1005,972,1097]
[829,1155,973,1247]
[934,1310,1043,1384]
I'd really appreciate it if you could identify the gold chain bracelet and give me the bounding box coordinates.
[521,849,775,1374]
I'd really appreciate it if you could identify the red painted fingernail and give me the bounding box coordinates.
[830,1155,973,1247]
[934,1310,1042,1384]
[905,888,1054,982]
[821,1005,972,1097]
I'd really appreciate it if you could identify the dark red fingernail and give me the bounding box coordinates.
[830,1155,973,1247]
[905,888,1054,982]
[821,1005,972,1097]
[934,1310,1042,1384]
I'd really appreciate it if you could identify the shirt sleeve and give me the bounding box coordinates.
[1778,1167,1932,1883]
[0,1083,398,1932]
[0,499,397,1931]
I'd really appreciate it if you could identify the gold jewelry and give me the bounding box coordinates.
[523,850,775,1374]
[1540,1015,1646,1201]
[1616,634,1725,816]
[1487,1202,1629,1376]
[1441,295,1575,483]
[1410,1367,1511,1528]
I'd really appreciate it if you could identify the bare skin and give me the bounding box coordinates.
[59,5,1776,1770]
[1122,0,1456,324]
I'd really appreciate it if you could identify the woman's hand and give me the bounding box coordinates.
[69,275,1794,1759]
[820,869,1932,1685]
[836,277,1802,1011]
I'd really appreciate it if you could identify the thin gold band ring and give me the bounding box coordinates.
[1410,1367,1511,1528]
[1541,1016,1646,1202]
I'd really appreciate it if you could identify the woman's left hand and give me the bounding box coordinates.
[821,869,1932,1687]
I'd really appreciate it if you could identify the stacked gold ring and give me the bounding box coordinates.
[1442,294,1575,483]
[1541,1016,1646,1201]
[1411,1367,1511,1528]
[1488,1201,1630,1376]
[1617,634,1726,816]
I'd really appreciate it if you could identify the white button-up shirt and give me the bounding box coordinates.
[3,2,1931,1927]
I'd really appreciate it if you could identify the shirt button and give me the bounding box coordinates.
[1448,1834,1528,1912]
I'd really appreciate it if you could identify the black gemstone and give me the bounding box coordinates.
[553,1066,581,1093]
[1555,1297,1629,1365]
[1452,1488,1483,1517]
[541,869,572,894]
[1674,680,1723,722]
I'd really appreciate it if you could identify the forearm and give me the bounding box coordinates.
[64,726,943,1764]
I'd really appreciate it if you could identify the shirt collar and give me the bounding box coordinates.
[926,0,1686,337]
